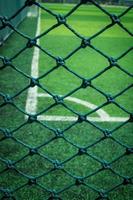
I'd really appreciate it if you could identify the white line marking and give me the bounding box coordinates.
[37,93,110,119]
[25,10,41,115]
[25,10,129,123]
[38,115,129,122]
[37,93,129,122]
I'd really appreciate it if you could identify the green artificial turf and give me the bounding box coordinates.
[0,3,133,200]
[38,4,133,117]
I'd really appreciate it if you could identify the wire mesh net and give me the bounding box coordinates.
[0,0,133,199]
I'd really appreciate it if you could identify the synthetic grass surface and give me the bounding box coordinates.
[0,3,133,200]
[38,4,133,117]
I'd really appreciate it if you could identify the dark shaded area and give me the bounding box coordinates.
[0,0,27,44]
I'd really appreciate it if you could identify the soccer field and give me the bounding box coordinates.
[30,4,133,120]
[0,3,133,200]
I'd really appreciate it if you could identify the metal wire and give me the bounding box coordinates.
[0,0,133,199]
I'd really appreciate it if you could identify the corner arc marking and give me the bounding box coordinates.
[37,93,110,119]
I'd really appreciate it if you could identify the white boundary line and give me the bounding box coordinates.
[37,93,128,122]
[37,93,110,119]
[25,10,41,115]
[38,115,128,122]
[25,10,129,123]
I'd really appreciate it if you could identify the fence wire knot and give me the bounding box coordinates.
[0,0,132,199]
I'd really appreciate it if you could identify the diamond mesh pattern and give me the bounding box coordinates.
[0,0,133,199]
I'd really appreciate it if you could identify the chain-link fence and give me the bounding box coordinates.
[41,0,133,6]
[0,0,27,44]
[0,0,133,199]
